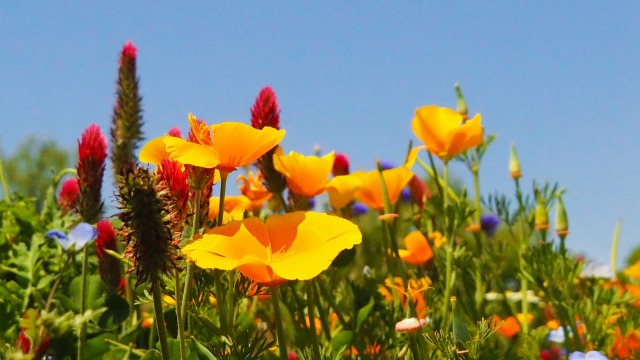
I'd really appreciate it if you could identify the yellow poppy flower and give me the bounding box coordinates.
[325,173,363,209]
[354,167,414,210]
[182,212,362,286]
[164,114,285,173]
[398,231,433,266]
[624,260,640,280]
[207,196,251,224]
[273,149,335,197]
[236,171,272,211]
[412,105,483,161]
[139,136,171,166]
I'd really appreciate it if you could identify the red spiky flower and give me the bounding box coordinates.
[77,124,107,223]
[58,177,80,214]
[251,87,286,195]
[96,219,122,294]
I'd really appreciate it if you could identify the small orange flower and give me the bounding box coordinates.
[379,277,430,318]
[182,212,362,286]
[493,315,521,338]
[398,231,433,266]
[273,149,335,197]
[428,231,447,249]
[611,327,640,359]
[164,114,285,173]
[236,171,272,211]
[412,105,483,161]
[207,196,251,224]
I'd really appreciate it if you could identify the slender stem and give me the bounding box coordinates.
[472,167,481,225]
[611,220,622,278]
[440,160,454,328]
[408,333,421,360]
[277,192,290,213]
[0,156,10,203]
[181,189,202,332]
[442,160,449,208]
[312,281,332,340]
[305,281,322,359]
[217,171,229,226]
[174,268,186,360]
[152,277,171,360]
[77,245,90,360]
[103,338,146,357]
[520,276,529,334]
[44,252,73,312]
[271,286,289,360]
[316,278,348,328]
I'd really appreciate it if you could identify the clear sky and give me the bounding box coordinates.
[1,2,639,266]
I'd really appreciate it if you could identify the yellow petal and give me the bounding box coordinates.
[164,136,221,168]
[211,122,285,171]
[274,151,335,197]
[404,146,425,168]
[325,174,363,209]
[412,105,479,160]
[185,218,269,260]
[139,136,171,165]
[268,212,362,281]
[355,168,413,210]
[446,113,483,158]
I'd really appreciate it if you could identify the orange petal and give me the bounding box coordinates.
[164,136,221,168]
[184,218,269,260]
[400,231,433,265]
[268,212,362,281]
[211,122,285,170]
[139,136,171,165]
[274,151,334,197]
[325,173,363,209]
[355,168,413,210]
[445,113,483,158]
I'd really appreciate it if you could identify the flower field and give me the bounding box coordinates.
[1,42,640,360]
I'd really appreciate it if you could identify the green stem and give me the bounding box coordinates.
[174,268,186,360]
[520,277,529,334]
[611,220,622,278]
[103,338,146,357]
[44,252,73,312]
[305,281,322,359]
[78,245,90,360]
[316,278,348,328]
[271,286,289,360]
[181,188,202,333]
[443,160,449,208]
[408,333,421,360]
[312,281,332,340]
[152,277,171,360]
[441,244,453,326]
[277,191,290,213]
[217,171,229,226]
[472,168,481,225]
[0,156,11,203]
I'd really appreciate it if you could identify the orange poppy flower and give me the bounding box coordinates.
[355,167,414,210]
[611,327,640,359]
[412,105,483,161]
[164,114,285,173]
[236,171,272,211]
[273,149,335,197]
[493,315,521,338]
[398,231,433,266]
[182,212,362,286]
[325,174,363,209]
[207,196,251,224]
[139,136,172,166]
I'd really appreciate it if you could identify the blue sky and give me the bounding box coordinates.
[1,2,639,266]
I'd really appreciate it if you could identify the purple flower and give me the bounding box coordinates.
[379,161,395,170]
[351,202,368,216]
[307,197,316,210]
[480,214,500,236]
[400,188,412,203]
[568,350,608,360]
[46,222,97,251]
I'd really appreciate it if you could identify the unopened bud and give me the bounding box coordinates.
[534,190,549,231]
[555,193,569,239]
[509,144,522,180]
[455,83,468,120]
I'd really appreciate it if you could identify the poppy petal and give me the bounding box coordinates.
[164,136,221,168]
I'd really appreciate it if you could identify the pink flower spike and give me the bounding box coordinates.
[395,317,426,332]
[251,86,280,130]
[122,41,137,60]
[332,152,350,176]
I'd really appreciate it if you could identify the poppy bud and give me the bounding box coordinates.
[534,190,549,232]
[509,144,522,180]
[454,83,468,120]
[555,193,569,240]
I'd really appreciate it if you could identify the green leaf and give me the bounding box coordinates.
[451,298,471,343]
[190,337,216,360]
[356,298,374,333]
[97,293,130,329]
[140,349,163,360]
[331,330,353,349]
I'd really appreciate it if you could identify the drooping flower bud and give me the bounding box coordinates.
[77,124,107,223]
[555,193,569,240]
[58,177,79,215]
[167,127,182,138]
[96,219,122,294]
[111,41,144,178]
[251,87,287,194]
[116,164,177,287]
[454,83,468,120]
[332,152,350,176]
[509,144,522,180]
[534,190,549,232]
[408,175,429,209]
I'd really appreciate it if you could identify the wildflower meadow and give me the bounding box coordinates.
[2,41,640,360]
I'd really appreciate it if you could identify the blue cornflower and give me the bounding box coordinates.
[480,214,500,236]
[351,202,368,216]
[46,222,98,251]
